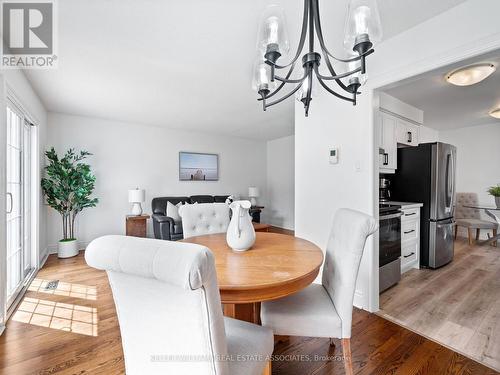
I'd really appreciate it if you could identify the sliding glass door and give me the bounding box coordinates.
[6,105,34,308]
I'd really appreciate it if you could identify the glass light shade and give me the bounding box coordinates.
[489,108,500,119]
[295,75,318,102]
[446,63,496,86]
[251,57,276,92]
[257,5,290,55]
[347,55,367,86]
[343,0,382,51]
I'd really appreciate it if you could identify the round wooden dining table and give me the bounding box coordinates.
[181,232,324,324]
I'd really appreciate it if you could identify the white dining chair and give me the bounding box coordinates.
[85,235,273,375]
[260,208,378,375]
[455,192,498,246]
[180,203,230,239]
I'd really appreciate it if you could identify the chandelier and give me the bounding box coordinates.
[252,0,382,116]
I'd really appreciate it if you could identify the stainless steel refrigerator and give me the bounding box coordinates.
[391,142,456,268]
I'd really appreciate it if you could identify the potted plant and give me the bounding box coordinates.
[487,184,500,208]
[41,148,98,258]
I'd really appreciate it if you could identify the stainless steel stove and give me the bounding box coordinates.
[379,203,402,293]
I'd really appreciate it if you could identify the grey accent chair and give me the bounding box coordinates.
[260,208,378,375]
[455,193,498,246]
[85,235,273,375]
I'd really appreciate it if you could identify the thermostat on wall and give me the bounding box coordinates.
[329,148,339,164]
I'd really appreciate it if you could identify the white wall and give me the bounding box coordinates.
[440,123,500,237]
[46,112,267,250]
[295,0,500,312]
[264,135,294,230]
[0,70,47,330]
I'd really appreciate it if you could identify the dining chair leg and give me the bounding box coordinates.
[329,338,336,348]
[454,225,458,239]
[342,338,354,375]
[476,228,480,241]
[467,228,473,245]
[493,229,498,247]
[262,360,271,375]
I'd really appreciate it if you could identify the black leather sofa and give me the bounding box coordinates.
[152,195,229,241]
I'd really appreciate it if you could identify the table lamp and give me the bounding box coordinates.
[128,188,145,216]
[248,186,259,207]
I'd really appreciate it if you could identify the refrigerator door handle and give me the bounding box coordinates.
[445,153,453,212]
[450,151,456,215]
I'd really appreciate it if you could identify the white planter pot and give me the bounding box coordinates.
[58,239,79,258]
[496,196,500,208]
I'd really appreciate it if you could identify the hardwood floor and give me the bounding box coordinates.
[0,251,497,375]
[379,237,500,372]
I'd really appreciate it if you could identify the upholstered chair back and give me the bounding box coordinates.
[85,235,228,375]
[455,193,481,220]
[180,203,230,239]
[321,209,378,338]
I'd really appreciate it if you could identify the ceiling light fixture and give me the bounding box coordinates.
[252,0,382,116]
[489,108,500,119]
[445,63,496,86]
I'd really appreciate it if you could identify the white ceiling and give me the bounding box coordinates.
[24,0,468,140]
[383,50,500,131]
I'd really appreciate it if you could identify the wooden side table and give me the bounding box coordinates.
[253,222,271,232]
[126,214,150,238]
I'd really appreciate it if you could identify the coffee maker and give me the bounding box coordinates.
[379,177,391,202]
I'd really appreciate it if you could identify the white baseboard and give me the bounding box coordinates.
[39,248,50,268]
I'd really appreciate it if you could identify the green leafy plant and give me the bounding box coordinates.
[487,185,500,197]
[41,148,98,241]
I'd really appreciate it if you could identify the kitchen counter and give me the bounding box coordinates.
[385,201,423,209]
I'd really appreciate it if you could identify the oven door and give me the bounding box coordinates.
[379,212,402,266]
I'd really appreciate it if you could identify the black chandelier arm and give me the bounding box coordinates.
[257,63,296,101]
[315,66,362,81]
[274,71,308,84]
[264,76,307,108]
[322,52,351,92]
[314,69,355,103]
[266,0,310,70]
[328,49,375,63]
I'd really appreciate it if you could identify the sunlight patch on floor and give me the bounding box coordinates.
[28,278,97,300]
[12,297,98,336]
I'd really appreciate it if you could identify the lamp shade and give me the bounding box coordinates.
[248,187,260,198]
[128,189,145,203]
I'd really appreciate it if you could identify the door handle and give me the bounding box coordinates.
[6,192,13,214]
[404,252,415,258]
[404,229,415,234]
[407,131,412,143]
[405,212,416,216]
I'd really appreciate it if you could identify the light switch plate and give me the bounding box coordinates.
[329,148,339,164]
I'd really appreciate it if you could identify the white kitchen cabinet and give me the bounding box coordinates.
[396,119,420,147]
[378,112,397,173]
[400,205,421,273]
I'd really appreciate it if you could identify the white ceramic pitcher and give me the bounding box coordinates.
[226,200,256,251]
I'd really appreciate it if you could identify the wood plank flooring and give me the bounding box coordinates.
[0,250,497,374]
[379,237,500,372]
